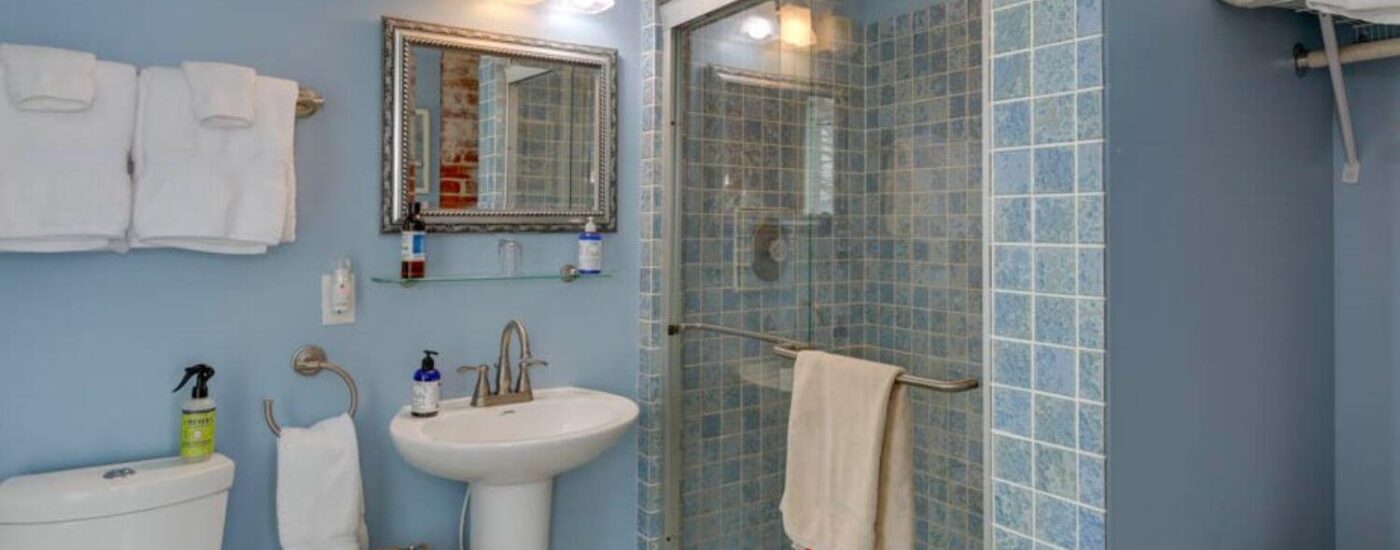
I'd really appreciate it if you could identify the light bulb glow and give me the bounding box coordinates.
[741,16,776,41]
[561,0,614,14]
[779,5,816,48]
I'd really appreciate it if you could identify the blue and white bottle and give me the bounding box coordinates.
[578,217,602,275]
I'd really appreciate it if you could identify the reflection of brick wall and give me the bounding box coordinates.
[440,51,480,209]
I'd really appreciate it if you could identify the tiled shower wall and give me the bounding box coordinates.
[478,63,596,210]
[509,69,597,209]
[672,7,863,545]
[987,0,1106,547]
[857,4,985,548]
[640,0,1092,548]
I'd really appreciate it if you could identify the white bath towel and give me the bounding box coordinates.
[131,66,297,254]
[182,61,256,128]
[0,44,96,112]
[277,414,369,550]
[0,60,136,252]
[780,351,913,550]
[1306,0,1400,23]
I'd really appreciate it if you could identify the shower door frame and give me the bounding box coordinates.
[657,0,786,547]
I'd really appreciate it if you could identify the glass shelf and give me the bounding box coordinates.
[371,265,609,286]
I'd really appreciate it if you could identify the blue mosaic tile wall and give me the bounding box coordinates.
[987,0,1105,547]
[858,2,985,548]
[644,0,1019,545]
[637,3,667,548]
[477,57,504,209]
[671,5,865,546]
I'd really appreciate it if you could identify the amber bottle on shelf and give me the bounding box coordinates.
[400,202,427,279]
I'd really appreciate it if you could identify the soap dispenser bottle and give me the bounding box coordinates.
[172,364,217,463]
[578,217,602,275]
[412,350,441,417]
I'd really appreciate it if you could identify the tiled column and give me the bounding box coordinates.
[637,2,667,549]
[986,0,1106,548]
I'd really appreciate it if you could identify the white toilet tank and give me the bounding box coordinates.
[0,453,235,549]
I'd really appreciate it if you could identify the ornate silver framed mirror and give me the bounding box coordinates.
[382,17,618,233]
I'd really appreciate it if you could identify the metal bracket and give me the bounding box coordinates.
[1319,14,1362,184]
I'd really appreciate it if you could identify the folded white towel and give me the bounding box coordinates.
[0,44,97,112]
[780,351,913,550]
[277,414,369,550]
[1307,0,1400,23]
[182,61,256,129]
[131,66,297,254]
[0,60,136,252]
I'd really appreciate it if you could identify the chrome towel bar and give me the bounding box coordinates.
[263,345,359,437]
[670,323,981,394]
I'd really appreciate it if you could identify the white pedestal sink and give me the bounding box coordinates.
[390,387,638,550]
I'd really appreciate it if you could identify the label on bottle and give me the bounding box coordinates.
[412,380,440,415]
[579,239,603,274]
[180,409,216,460]
[401,231,426,261]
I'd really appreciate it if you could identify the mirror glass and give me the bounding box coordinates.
[407,48,600,212]
[383,18,617,233]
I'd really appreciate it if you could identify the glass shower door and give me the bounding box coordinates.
[673,2,829,546]
[669,0,985,548]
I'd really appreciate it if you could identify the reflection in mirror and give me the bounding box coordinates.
[407,47,600,212]
[383,18,617,233]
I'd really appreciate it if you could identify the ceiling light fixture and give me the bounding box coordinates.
[561,0,615,14]
[741,15,776,41]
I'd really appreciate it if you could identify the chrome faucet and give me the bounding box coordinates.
[458,320,548,407]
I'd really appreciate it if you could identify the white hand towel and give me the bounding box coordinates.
[131,66,297,253]
[182,61,256,129]
[1306,0,1400,22]
[0,60,136,252]
[780,351,913,550]
[0,44,97,112]
[277,414,370,550]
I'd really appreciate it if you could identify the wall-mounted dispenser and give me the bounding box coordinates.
[321,256,356,325]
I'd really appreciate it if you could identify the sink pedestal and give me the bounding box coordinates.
[389,389,639,549]
[470,480,552,550]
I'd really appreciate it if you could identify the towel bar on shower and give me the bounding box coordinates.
[668,323,981,393]
[263,345,359,437]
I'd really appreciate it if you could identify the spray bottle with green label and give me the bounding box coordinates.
[172,364,217,462]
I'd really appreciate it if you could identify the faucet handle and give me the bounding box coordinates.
[514,357,548,395]
[457,363,490,375]
[461,364,492,406]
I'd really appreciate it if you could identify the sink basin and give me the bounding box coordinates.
[390,386,638,550]
[391,386,637,483]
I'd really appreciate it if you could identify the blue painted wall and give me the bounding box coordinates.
[1333,56,1400,550]
[0,1,640,549]
[1106,2,1335,548]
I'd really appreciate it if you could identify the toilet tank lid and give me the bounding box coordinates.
[0,454,234,525]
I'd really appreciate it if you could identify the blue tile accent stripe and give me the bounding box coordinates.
[638,3,665,548]
[986,0,1105,546]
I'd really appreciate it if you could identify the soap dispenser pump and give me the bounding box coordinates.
[412,350,441,418]
[172,364,217,463]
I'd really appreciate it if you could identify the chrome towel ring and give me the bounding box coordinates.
[263,345,359,437]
